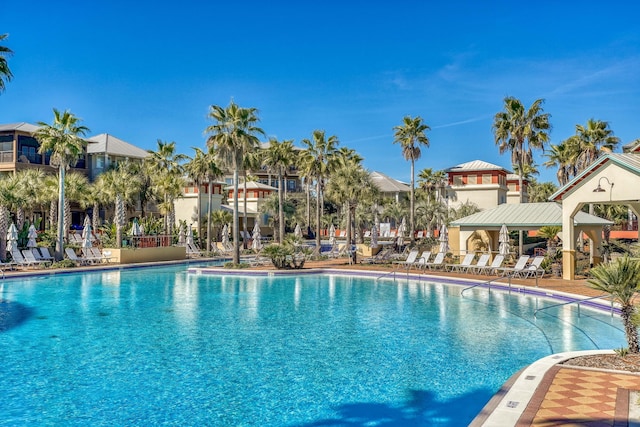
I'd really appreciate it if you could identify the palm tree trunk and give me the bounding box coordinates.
[622,304,640,353]
[55,167,65,261]
[243,171,248,250]
[306,179,311,230]
[49,199,57,231]
[410,158,415,244]
[92,202,99,231]
[196,179,202,246]
[0,205,8,261]
[233,168,240,264]
[278,173,284,244]
[16,207,24,230]
[206,178,213,252]
[315,179,321,249]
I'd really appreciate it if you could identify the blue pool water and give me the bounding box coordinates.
[0,266,625,426]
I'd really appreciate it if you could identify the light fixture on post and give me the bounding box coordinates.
[593,176,614,193]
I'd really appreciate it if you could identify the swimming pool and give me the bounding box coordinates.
[0,266,624,426]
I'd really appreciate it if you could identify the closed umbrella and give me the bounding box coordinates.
[396,218,405,248]
[294,223,303,239]
[499,224,510,256]
[186,224,194,246]
[251,222,262,252]
[329,224,336,247]
[6,222,18,253]
[370,224,378,249]
[222,224,230,248]
[131,218,142,236]
[27,224,38,248]
[178,223,186,245]
[82,223,93,248]
[438,224,449,253]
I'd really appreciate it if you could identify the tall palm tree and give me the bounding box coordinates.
[543,138,579,186]
[205,100,264,264]
[393,116,430,244]
[0,33,13,93]
[574,119,620,173]
[588,256,640,353]
[261,138,295,243]
[185,147,223,251]
[527,180,558,203]
[15,169,48,226]
[493,97,551,203]
[64,171,89,236]
[145,140,187,235]
[301,130,340,249]
[35,109,89,260]
[97,164,138,248]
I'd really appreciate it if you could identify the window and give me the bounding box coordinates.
[287,180,296,191]
[508,183,516,191]
[17,135,42,164]
[453,175,463,185]
[482,174,492,184]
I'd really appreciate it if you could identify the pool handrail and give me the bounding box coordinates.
[533,294,615,318]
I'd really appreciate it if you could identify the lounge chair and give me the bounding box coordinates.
[22,249,51,267]
[322,245,340,258]
[360,248,393,264]
[447,253,475,272]
[423,252,445,270]
[393,249,420,270]
[521,256,546,278]
[12,250,44,268]
[89,247,116,263]
[412,251,432,270]
[499,255,531,277]
[475,254,505,275]
[65,247,91,265]
[186,243,203,258]
[469,253,490,274]
[81,248,103,264]
[34,247,54,262]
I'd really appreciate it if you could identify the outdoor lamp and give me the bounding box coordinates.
[593,177,614,193]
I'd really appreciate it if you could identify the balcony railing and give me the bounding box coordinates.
[0,151,13,163]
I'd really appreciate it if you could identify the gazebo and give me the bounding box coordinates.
[551,147,640,279]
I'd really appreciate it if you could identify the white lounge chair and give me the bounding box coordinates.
[499,255,531,277]
[476,254,505,275]
[22,249,50,267]
[65,247,90,265]
[469,253,491,274]
[447,253,475,272]
[89,247,116,263]
[394,249,420,270]
[34,247,54,262]
[423,252,445,270]
[521,256,545,278]
[186,243,203,258]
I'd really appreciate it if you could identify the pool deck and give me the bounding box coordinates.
[3,256,637,426]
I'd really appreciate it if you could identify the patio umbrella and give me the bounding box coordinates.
[370,224,378,249]
[396,218,405,247]
[27,223,38,248]
[499,224,510,256]
[186,224,194,246]
[131,218,142,237]
[294,223,303,239]
[329,224,336,247]
[221,224,230,247]
[6,222,18,253]
[438,224,449,253]
[251,222,262,252]
[82,222,93,248]
[178,223,186,245]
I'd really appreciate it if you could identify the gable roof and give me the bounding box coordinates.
[86,133,149,159]
[450,202,612,230]
[445,160,511,173]
[550,153,640,201]
[0,122,41,133]
[370,171,410,193]
[224,181,277,191]
[623,139,640,153]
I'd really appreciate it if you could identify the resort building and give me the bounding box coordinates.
[86,133,149,181]
[174,180,226,227]
[369,171,410,203]
[444,160,528,210]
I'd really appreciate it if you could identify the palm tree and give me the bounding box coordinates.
[145,140,187,236]
[393,116,430,244]
[543,138,579,186]
[301,130,340,249]
[493,97,551,203]
[97,164,138,248]
[15,169,48,226]
[588,256,640,353]
[574,119,620,173]
[417,168,447,203]
[185,147,223,252]
[0,33,13,93]
[205,100,264,264]
[261,138,295,243]
[35,109,89,260]
[527,180,558,203]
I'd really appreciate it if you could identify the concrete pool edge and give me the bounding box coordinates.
[470,349,616,426]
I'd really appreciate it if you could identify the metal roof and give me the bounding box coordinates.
[370,171,410,193]
[450,202,612,230]
[87,133,149,159]
[623,139,640,153]
[224,181,277,191]
[550,153,640,201]
[0,122,41,133]
[445,160,511,173]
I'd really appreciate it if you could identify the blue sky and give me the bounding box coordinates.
[1,1,639,184]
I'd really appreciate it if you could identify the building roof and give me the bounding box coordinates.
[86,133,149,159]
[450,202,612,230]
[550,153,640,201]
[445,160,511,173]
[370,171,410,193]
[0,122,41,133]
[224,181,277,191]
[623,139,640,153]
[220,204,259,215]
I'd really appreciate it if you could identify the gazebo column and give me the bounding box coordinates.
[457,229,474,256]
[582,227,603,266]
[562,202,583,280]
[629,203,640,240]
